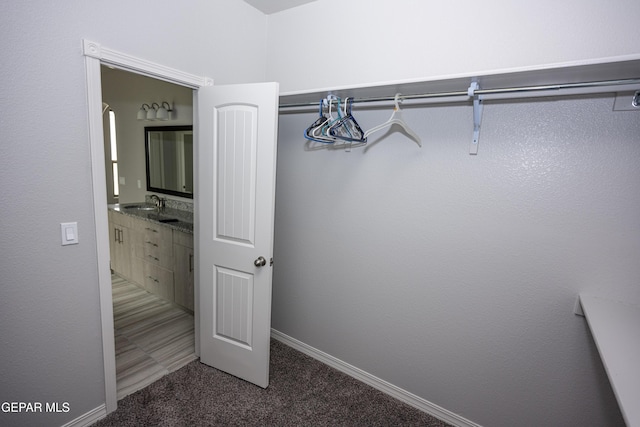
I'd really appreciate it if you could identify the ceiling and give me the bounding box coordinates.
[243,0,317,14]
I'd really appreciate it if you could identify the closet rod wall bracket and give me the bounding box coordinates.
[468,81,483,155]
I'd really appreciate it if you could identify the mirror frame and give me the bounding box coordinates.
[144,125,194,199]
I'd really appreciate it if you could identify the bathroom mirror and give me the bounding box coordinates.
[145,125,193,199]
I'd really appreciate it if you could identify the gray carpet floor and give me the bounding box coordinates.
[94,339,452,426]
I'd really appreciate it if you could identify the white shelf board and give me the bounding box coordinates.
[580,294,640,427]
[279,54,640,105]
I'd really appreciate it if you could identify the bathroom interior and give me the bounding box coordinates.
[101,65,197,399]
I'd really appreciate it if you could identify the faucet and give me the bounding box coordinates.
[149,194,162,211]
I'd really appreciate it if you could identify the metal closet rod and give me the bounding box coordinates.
[279,78,640,108]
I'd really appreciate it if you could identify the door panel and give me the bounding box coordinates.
[198,82,279,388]
[215,105,258,246]
[215,267,253,348]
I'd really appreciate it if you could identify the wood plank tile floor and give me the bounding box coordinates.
[111,274,197,400]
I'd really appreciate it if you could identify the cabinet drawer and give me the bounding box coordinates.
[141,221,173,268]
[142,222,173,245]
[143,242,173,269]
[143,262,174,302]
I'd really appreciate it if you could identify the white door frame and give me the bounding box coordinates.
[82,39,211,414]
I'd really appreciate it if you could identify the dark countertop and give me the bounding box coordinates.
[108,203,193,234]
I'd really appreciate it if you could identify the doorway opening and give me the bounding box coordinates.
[84,39,209,413]
[101,65,197,399]
[86,40,279,415]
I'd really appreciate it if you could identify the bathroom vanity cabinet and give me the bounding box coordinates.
[108,208,194,312]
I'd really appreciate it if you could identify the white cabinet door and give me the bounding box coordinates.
[197,82,279,388]
[174,230,194,311]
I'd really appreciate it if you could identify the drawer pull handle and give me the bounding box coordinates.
[145,241,158,247]
[147,276,159,283]
[114,228,124,244]
[148,255,159,261]
[145,227,158,233]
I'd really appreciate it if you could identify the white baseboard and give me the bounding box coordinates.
[60,404,106,427]
[271,329,481,427]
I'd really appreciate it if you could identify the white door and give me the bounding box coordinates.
[197,82,279,388]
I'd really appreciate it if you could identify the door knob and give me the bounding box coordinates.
[254,256,267,267]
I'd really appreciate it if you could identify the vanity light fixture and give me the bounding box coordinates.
[156,102,173,121]
[146,103,159,120]
[137,102,175,121]
[137,103,151,120]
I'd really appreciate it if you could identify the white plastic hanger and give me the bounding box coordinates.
[312,96,339,143]
[364,93,421,147]
[329,97,367,149]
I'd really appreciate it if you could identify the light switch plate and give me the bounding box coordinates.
[60,222,79,246]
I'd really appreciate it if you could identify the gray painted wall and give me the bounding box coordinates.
[0,1,266,426]
[272,95,638,426]
[266,2,640,425]
[266,0,640,93]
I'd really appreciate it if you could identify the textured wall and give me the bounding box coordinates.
[0,1,266,425]
[266,0,640,93]
[272,95,639,426]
